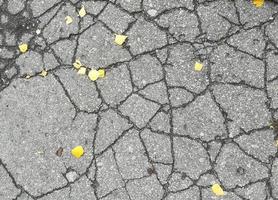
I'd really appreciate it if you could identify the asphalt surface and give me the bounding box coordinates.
[0,0,278,199]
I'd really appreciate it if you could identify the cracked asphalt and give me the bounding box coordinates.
[1,0,278,199]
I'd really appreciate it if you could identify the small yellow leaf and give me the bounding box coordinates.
[71,146,84,158]
[77,67,87,75]
[65,16,73,25]
[114,34,128,46]
[73,59,82,69]
[88,69,99,81]
[194,61,203,72]
[98,69,105,78]
[212,184,225,196]
[39,69,48,77]
[253,0,264,7]
[78,5,86,17]
[19,43,28,53]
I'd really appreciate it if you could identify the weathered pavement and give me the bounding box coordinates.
[0,0,278,199]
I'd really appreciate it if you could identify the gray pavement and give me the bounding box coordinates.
[0,0,278,199]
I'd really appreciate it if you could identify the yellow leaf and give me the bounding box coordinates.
[65,16,73,25]
[98,69,105,78]
[77,67,87,75]
[88,69,99,81]
[39,69,48,77]
[78,5,86,17]
[253,0,264,7]
[194,61,203,72]
[71,146,84,158]
[19,43,28,53]
[73,59,82,69]
[212,184,225,196]
[114,34,128,46]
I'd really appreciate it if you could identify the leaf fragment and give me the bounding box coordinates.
[253,0,264,7]
[73,59,82,69]
[98,69,105,78]
[39,69,48,77]
[65,16,73,25]
[56,147,63,157]
[212,184,225,196]
[77,67,87,75]
[19,43,28,53]
[88,69,99,81]
[71,146,84,158]
[78,5,86,17]
[114,34,128,46]
[194,61,203,72]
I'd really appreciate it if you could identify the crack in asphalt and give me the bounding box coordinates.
[0,0,278,199]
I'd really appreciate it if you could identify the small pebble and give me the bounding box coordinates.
[36,29,41,35]
[66,171,78,182]
[147,9,158,17]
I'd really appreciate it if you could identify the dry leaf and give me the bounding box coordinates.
[78,5,86,17]
[88,69,99,81]
[98,69,105,78]
[253,0,264,7]
[39,69,48,77]
[71,146,84,158]
[56,147,63,157]
[114,34,128,46]
[65,16,73,25]
[19,43,28,53]
[194,61,203,72]
[212,184,225,196]
[73,59,82,69]
[77,67,87,75]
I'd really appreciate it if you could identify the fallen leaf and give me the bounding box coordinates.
[77,67,87,75]
[65,16,73,25]
[71,146,84,158]
[39,69,48,77]
[88,69,99,81]
[114,34,128,46]
[19,43,28,53]
[253,0,264,7]
[73,59,82,69]
[194,61,203,72]
[98,69,105,78]
[212,184,225,196]
[56,147,63,157]
[78,5,86,17]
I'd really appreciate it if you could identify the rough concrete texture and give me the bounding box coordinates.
[0,0,278,199]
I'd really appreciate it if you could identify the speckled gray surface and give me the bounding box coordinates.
[0,0,278,199]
